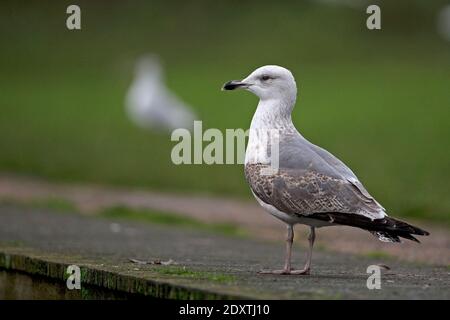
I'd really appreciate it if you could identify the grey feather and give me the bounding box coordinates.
[245,132,386,220]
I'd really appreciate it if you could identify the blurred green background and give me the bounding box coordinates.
[0,0,449,223]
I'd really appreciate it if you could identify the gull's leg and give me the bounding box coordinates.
[259,224,294,275]
[283,224,294,272]
[291,227,315,275]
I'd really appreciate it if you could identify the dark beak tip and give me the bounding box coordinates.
[222,81,236,91]
[222,80,247,91]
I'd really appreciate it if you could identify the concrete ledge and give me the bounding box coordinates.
[1,206,448,300]
[0,248,246,300]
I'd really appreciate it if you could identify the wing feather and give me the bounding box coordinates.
[245,133,386,220]
[246,164,385,220]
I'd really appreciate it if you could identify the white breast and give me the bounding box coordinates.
[245,128,272,165]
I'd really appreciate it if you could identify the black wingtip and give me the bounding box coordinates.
[411,227,429,237]
[401,233,421,243]
[389,217,430,237]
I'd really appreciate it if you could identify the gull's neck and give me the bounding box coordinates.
[245,97,298,165]
[249,98,296,132]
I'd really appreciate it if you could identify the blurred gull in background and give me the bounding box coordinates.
[125,55,196,132]
[437,5,450,42]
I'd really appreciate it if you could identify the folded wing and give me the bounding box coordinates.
[245,133,386,220]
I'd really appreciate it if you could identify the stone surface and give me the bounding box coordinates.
[0,204,448,299]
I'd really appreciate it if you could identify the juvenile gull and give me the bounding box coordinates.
[223,65,429,275]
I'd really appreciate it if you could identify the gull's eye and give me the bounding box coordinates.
[261,75,270,81]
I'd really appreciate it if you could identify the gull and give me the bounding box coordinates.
[437,5,450,42]
[223,65,429,275]
[126,55,196,132]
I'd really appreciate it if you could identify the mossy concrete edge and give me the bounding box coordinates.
[0,248,248,300]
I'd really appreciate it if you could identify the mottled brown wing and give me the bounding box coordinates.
[245,163,385,220]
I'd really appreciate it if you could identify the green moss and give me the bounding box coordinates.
[33,198,76,212]
[99,206,245,237]
[0,250,242,299]
[0,197,76,213]
[0,240,26,248]
[362,250,393,260]
[152,266,236,284]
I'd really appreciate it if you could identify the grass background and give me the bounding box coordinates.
[0,1,449,223]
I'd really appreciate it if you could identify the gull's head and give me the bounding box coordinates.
[222,65,297,102]
[135,54,163,78]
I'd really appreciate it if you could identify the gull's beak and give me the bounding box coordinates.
[222,80,250,91]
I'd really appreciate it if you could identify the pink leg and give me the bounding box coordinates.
[259,226,316,275]
[290,227,315,275]
[259,224,294,275]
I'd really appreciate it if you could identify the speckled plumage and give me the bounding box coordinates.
[224,65,428,274]
[244,157,385,222]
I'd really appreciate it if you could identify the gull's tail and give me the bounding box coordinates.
[368,217,430,243]
[312,213,430,243]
